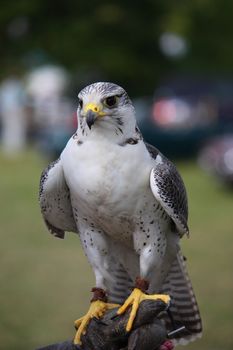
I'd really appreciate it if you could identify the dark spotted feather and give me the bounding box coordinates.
[146,143,189,236]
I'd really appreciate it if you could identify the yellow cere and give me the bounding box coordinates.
[84,103,106,117]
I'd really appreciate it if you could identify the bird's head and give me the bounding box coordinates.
[77,82,136,139]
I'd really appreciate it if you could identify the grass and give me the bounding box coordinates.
[0,149,232,350]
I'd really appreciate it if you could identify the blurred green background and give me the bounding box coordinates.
[0,1,233,350]
[1,151,232,350]
[1,0,233,94]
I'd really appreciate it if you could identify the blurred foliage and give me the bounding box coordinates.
[1,0,233,95]
[0,150,233,349]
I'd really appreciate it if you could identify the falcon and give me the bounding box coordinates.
[39,82,202,346]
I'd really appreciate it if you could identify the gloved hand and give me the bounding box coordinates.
[36,299,174,350]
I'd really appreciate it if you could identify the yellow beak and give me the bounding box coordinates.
[83,103,106,129]
[84,103,106,117]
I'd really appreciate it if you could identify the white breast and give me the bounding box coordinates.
[61,136,152,218]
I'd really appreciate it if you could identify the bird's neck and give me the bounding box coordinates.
[76,119,137,145]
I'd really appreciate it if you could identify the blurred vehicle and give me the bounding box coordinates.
[34,75,233,159]
[198,135,233,187]
[136,76,233,158]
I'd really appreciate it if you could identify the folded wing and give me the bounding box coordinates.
[39,158,77,238]
[147,143,189,236]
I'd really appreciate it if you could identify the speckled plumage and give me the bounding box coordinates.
[39,82,202,345]
[39,157,76,238]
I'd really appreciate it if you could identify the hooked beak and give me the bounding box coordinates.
[86,110,97,129]
[84,103,106,129]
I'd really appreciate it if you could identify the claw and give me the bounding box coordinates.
[74,300,120,345]
[74,318,82,329]
[117,288,170,332]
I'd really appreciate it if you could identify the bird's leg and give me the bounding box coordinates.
[117,230,171,332]
[73,228,119,345]
[74,287,119,345]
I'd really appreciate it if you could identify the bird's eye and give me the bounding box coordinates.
[78,98,83,109]
[104,95,118,108]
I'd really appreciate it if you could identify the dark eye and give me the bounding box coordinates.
[78,98,83,109]
[104,95,118,108]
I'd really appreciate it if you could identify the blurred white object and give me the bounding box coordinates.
[25,65,71,128]
[0,77,26,155]
[159,32,188,58]
[25,65,68,99]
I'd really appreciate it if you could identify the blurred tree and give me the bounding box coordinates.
[0,0,233,95]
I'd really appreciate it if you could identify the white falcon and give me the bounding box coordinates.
[39,82,202,346]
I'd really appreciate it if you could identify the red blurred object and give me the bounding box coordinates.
[152,99,177,126]
[159,339,174,350]
[151,96,217,130]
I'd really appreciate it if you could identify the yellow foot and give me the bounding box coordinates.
[74,300,119,345]
[117,288,170,332]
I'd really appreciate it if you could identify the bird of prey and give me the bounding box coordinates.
[39,82,202,346]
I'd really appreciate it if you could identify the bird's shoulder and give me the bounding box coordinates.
[146,142,189,236]
[145,142,183,183]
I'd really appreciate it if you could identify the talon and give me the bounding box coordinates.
[107,303,120,309]
[117,287,170,332]
[74,318,82,329]
[73,300,119,345]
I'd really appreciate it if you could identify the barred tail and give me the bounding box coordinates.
[161,251,202,345]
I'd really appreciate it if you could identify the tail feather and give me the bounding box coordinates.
[161,251,202,345]
[107,263,133,304]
